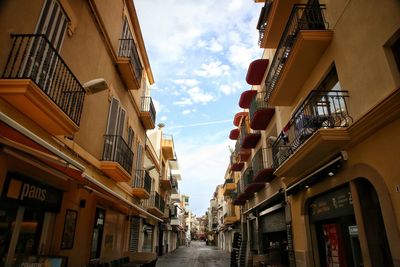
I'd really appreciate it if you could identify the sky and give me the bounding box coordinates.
[135,0,263,216]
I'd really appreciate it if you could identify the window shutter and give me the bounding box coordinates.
[117,108,125,136]
[106,98,119,135]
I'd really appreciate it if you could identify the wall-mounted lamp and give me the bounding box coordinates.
[83,78,109,95]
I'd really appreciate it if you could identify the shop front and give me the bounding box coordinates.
[259,204,289,267]
[0,172,65,267]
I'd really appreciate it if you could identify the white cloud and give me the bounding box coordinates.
[219,81,242,95]
[160,116,168,121]
[208,38,223,52]
[173,98,193,107]
[173,79,199,87]
[182,109,196,115]
[194,61,230,77]
[228,43,258,69]
[187,86,215,104]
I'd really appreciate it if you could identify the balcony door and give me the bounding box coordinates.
[22,0,68,89]
[103,98,126,162]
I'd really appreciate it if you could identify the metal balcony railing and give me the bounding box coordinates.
[225,178,234,185]
[2,34,86,125]
[132,169,152,192]
[143,191,165,212]
[256,0,273,45]
[224,205,236,217]
[272,90,351,168]
[141,96,156,123]
[118,38,143,82]
[252,147,274,174]
[249,91,270,121]
[102,135,134,174]
[265,4,328,102]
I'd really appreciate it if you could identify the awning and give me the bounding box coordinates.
[233,112,247,127]
[229,129,240,140]
[238,90,257,109]
[246,59,269,85]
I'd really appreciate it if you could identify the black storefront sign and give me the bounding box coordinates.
[1,172,63,212]
[309,186,353,222]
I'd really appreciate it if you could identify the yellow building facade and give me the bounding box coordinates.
[0,0,165,266]
[230,0,400,266]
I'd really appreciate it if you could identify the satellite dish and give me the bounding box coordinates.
[83,78,109,95]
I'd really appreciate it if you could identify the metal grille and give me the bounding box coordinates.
[132,170,152,193]
[265,4,329,102]
[2,34,85,125]
[272,90,352,168]
[141,96,156,123]
[118,38,143,83]
[102,135,134,173]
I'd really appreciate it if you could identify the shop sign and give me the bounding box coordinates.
[1,173,63,212]
[309,186,353,222]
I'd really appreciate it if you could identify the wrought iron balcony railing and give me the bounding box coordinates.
[141,96,156,123]
[118,38,143,82]
[102,135,134,174]
[143,191,165,212]
[272,90,351,168]
[256,0,273,45]
[225,178,234,184]
[265,4,328,102]
[2,34,86,125]
[132,169,152,192]
[252,147,274,174]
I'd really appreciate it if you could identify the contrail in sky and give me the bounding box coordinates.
[166,119,231,129]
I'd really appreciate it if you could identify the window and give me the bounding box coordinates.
[105,98,125,136]
[128,127,134,148]
[392,36,400,71]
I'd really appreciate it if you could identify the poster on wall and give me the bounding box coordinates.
[323,224,347,267]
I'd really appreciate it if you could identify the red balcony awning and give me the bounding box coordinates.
[241,133,261,149]
[250,107,275,130]
[233,112,247,127]
[229,129,240,140]
[239,90,257,109]
[246,59,269,85]
[238,149,251,162]
[231,162,244,172]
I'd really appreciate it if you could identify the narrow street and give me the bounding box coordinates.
[156,241,230,267]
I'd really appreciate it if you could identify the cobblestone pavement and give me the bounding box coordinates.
[156,241,230,267]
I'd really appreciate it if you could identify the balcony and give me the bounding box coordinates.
[249,92,275,130]
[238,167,264,200]
[233,111,247,127]
[230,150,244,172]
[143,191,165,218]
[100,135,133,182]
[171,193,181,203]
[223,178,236,196]
[252,148,275,183]
[224,205,239,225]
[265,4,333,106]
[162,134,175,160]
[0,34,86,135]
[160,172,173,191]
[131,170,152,199]
[272,90,352,178]
[257,0,298,48]
[232,191,246,206]
[239,118,261,149]
[140,96,156,129]
[171,177,179,194]
[116,39,143,90]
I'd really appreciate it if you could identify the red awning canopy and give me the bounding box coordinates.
[246,59,269,85]
[238,90,257,109]
[229,129,240,140]
[233,112,247,127]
